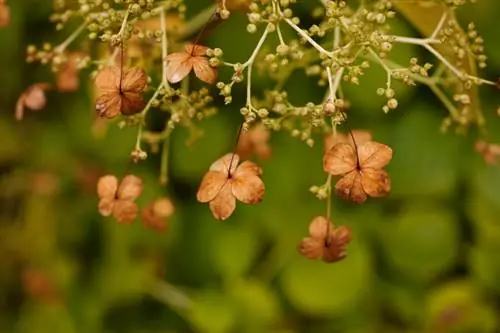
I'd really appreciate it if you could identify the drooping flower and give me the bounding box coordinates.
[94,66,148,119]
[236,124,272,160]
[323,141,393,203]
[97,174,144,223]
[15,83,51,121]
[197,153,265,220]
[141,197,175,232]
[298,216,352,263]
[165,43,217,84]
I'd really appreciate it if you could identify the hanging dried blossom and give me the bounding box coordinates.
[165,43,217,84]
[15,83,51,121]
[97,174,144,223]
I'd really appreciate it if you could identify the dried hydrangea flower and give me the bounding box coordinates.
[165,43,217,84]
[15,83,51,121]
[298,216,352,263]
[57,53,83,92]
[324,130,372,154]
[97,174,144,223]
[324,141,393,203]
[0,0,10,27]
[236,124,272,160]
[94,66,147,119]
[197,153,265,220]
[141,197,175,232]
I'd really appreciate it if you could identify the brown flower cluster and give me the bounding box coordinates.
[298,216,352,263]
[197,153,265,220]
[94,66,147,118]
[324,132,393,204]
[236,124,272,160]
[97,174,144,223]
[165,44,217,84]
[15,83,51,121]
[141,197,175,232]
[0,0,10,27]
[475,140,500,165]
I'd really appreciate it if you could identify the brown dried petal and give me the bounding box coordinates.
[117,175,143,201]
[298,237,324,260]
[361,168,391,198]
[192,58,217,84]
[210,153,240,175]
[231,172,265,204]
[153,197,175,217]
[113,200,139,223]
[120,91,145,116]
[335,170,367,204]
[0,3,10,27]
[24,84,48,110]
[57,54,80,92]
[185,43,208,57]
[308,216,330,239]
[197,170,228,203]
[95,92,122,118]
[98,198,115,216]
[97,175,118,199]
[209,183,236,220]
[324,130,372,153]
[95,67,120,91]
[141,204,168,231]
[357,141,393,169]
[323,143,357,176]
[165,52,192,84]
[122,67,148,92]
[322,226,352,263]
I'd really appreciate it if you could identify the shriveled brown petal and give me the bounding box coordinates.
[210,153,240,175]
[308,216,330,239]
[254,144,272,160]
[197,170,228,203]
[231,172,265,204]
[97,175,118,199]
[24,85,48,111]
[120,91,145,116]
[357,141,393,169]
[96,92,122,119]
[192,57,217,84]
[325,130,372,153]
[113,200,139,224]
[360,168,391,198]
[234,160,262,177]
[141,203,168,231]
[15,95,26,121]
[95,67,120,91]
[335,170,366,204]
[323,143,357,176]
[298,237,324,260]
[185,43,208,57]
[98,198,115,216]
[117,175,143,201]
[208,183,236,220]
[165,52,192,84]
[322,226,352,262]
[153,197,175,217]
[122,67,148,92]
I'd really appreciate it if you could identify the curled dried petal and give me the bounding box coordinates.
[153,198,175,217]
[231,173,265,204]
[165,53,192,84]
[95,67,120,91]
[335,170,366,204]
[141,203,168,231]
[121,67,148,93]
[185,43,208,57]
[98,198,115,216]
[192,58,217,84]
[95,93,122,119]
[209,183,236,220]
[298,237,324,260]
[117,175,143,201]
[308,216,330,239]
[357,141,393,169]
[323,143,357,176]
[210,153,240,175]
[97,175,118,199]
[361,168,391,198]
[113,200,139,223]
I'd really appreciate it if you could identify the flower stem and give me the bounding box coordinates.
[54,22,87,54]
[159,127,173,186]
[244,25,271,106]
[160,8,170,88]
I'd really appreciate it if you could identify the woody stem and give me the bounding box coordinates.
[326,174,332,220]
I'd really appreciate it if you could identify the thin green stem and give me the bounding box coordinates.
[54,22,87,53]
[428,83,461,121]
[159,128,173,186]
[244,25,271,106]
[160,8,170,87]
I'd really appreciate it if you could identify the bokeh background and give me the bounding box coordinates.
[2,1,500,332]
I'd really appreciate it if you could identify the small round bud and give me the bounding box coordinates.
[276,44,289,56]
[387,98,398,109]
[247,24,257,34]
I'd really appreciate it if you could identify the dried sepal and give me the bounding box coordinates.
[197,153,265,220]
[324,141,393,204]
[165,43,217,84]
[298,216,352,263]
[15,83,52,121]
[96,174,144,223]
[142,197,175,231]
[94,66,147,118]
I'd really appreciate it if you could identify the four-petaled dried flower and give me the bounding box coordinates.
[57,52,83,92]
[475,140,500,165]
[165,44,217,84]
[236,124,272,160]
[97,174,144,223]
[0,0,10,27]
[324,140,393,203]
[142,197,175,232]
[94,66,147,119]
[15,83,51,121]
[197,153,265,220]
[298,216,352,263]
[324,129,372,154]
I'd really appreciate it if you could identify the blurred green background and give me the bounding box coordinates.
[2,1,500,333]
